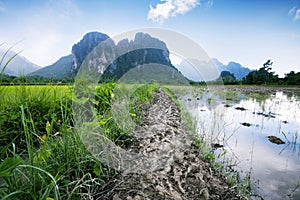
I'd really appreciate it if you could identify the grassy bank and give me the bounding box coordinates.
[162,85,252,198]
[0,83,158,199]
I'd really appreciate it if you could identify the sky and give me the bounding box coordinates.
[1,0,300,77]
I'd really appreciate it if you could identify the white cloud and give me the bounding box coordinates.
[148,0,199,24]
[288,6,300,21]
[295,8,300,20]
[288,6,297,16]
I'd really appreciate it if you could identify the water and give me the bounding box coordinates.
[179,88,300,199]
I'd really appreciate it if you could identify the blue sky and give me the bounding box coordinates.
[0,0,300,76]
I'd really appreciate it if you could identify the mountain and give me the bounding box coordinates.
[102,32,175,81]
[173,58,251,82]
[30,32,109,78]
[0,49,41,76]
[211,58,252,80]
[174,59,206,82]
[71,32,110,74]
[30,31,180,81]
[29,55,73,78]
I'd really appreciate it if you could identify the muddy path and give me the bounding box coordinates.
[97,88,241,200]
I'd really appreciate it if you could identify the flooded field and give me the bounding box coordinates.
[177,86,300,199]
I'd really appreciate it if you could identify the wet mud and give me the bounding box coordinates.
[97,88,241,200]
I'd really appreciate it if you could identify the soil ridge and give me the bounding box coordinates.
[98,88,240,200]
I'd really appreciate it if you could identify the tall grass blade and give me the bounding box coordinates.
[1,191,23,200]
[18,164,60,200]
[0,41,23,75]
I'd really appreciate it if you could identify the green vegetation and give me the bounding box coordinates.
[242,60,278,85]
[3,46,297,199]
[219,71,238,85]
[0,74,74,85]
[0,80,159,199]
[242,60,300,85]
[282,71,300,85]
[189,60,300,86]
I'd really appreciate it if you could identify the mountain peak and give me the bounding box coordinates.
[71,32,110,71]
[211,58,252,80]
[211,58,223,66]
[80,32,109,42]
[0,49,41,76]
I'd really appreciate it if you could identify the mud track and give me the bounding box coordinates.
[98,88,240,200]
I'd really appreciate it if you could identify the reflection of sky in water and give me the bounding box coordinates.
[180,90,300,200]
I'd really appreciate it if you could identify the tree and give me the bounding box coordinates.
[219,71,237,84]
[242,60,279,85]
[283,71,300,85]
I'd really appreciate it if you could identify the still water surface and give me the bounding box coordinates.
[179,88,300,199]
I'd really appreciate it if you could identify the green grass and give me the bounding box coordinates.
[0,85,73,153]
[0,83,159,199]
[0,71,254,199]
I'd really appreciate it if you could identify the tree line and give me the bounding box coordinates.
[219,60,300,85]
[0,74,74,85]
[1,60,300,85]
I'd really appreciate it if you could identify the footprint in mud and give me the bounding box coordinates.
[267,136,285,145]
[98,88,241,200]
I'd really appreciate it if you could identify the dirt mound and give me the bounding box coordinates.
[97,88,240,199]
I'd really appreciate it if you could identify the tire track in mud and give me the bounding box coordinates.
[98,88,240,200]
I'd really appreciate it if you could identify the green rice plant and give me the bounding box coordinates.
[0,85,73,155]
[93,83,159,147]
[0,47,123,199]
[129,83,159,119]
[0,107,61,199]
[95,83,116,115]
[0,85,111,199]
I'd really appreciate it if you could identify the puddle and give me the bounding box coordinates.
[178,88,300,199]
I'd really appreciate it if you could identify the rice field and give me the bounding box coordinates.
[0,83,159,199]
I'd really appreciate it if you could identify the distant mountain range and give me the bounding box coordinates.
[29,31,178,81]
[2,31,252,82]
[211,58,252,80]
[0,49,41,76]
[174,58,252,82]
[29,55,73,79]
